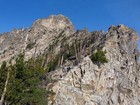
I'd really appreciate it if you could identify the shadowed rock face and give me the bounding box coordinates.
[0,15,139,105]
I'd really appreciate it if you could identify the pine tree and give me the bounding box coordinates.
[5,54,47,105]
[91,49,108,65]
[0,61,9,105]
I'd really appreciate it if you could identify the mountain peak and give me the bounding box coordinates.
[0,15,139,105]
[32,14,74,31]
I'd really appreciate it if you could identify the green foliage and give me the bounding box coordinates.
[0,61,7,97]
[5,54,47,105]
[91,49,108,64]
[1,61,7,69]
[26,42,36,50]
[47,53,61,72]
[47,42,78,72]
[64,43,75,59]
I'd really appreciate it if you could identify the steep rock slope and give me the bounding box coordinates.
[0,14,75,63]
[48,25,140,105]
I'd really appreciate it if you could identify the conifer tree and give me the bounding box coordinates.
[5,54,47,105]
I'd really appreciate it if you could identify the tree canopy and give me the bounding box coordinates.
[0,54,47,105]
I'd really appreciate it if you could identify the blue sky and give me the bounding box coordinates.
[0,0,139,39]
[0,0,139,33]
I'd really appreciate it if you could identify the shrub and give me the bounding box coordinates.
[47,53,61,72]
[26,42,36,49]
[0,61,7,96]
[91,49,108,65]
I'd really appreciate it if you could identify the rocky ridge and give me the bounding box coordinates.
[49,25,140,105]
[0,15,139,105]
[0,14,75,63]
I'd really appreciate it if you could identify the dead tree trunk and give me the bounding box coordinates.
[74,43,78,63]
[0,69,10,105]
[60,55,64,66]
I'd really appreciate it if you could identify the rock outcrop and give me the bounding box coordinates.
[0,14,75,63]
[0,15,139,105]
[48,25,140,105]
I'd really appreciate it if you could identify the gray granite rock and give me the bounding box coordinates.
[0,15,139,105]
[48,25,140,105]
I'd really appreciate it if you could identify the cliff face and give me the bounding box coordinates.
[0,15,139,105]
[48,25,140,105]
[0,14,75,63]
